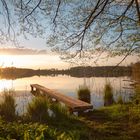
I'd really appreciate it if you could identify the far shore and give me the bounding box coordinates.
[0,65,132,79]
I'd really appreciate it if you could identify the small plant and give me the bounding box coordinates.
[0,90,16,121]
[77,86,91,103]
[0,118,85,139]
[27,96,50,122]
[104,83,114,106]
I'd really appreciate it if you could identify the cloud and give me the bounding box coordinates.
[0,47,47,55]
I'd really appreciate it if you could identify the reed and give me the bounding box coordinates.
[50,102,70,121]
[104,83,114,106]
[77,86,90,103]
[0,90,16,121]
[26,96,50,122]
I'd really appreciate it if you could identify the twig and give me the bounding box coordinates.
[23,0,42,21]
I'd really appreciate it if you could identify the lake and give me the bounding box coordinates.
[0,75,134,114]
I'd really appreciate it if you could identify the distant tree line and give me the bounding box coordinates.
[0,65,132,80]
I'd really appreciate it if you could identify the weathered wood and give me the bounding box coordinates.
[30,84,93,112]
[123,86,134,89]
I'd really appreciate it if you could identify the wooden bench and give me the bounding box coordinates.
[30,84,93,112]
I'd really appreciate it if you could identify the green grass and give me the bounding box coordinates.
[0,90,16,121]
[0,100,140,139]
[50,102,70,121]
[26,96,50,122]
[0,118,88,140]
[0,86,140,139]
[81,104,140,140]
[26,96,75,124]
[80,84,140,139]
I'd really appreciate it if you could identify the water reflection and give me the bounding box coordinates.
[0,75,134,111]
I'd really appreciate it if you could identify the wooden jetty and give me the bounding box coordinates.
[30,84,93,112]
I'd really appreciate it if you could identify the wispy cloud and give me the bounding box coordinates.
[0,47,47,55]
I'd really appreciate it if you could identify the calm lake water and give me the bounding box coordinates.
[0,75,134,114]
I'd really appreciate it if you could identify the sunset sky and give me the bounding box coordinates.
[0,33,138,69]
[0,0,139,69]
[0,36,139,69]
[0,47,138,69]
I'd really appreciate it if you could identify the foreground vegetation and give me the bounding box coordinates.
[0,84,140,139]
[0,93,90,139]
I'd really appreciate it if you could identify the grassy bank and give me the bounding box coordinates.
[81,84,140,140]
[0,103,140,139]
[0,118,90,140]
[0,86,140,139]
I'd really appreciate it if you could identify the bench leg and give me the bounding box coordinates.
[77,111,84,116]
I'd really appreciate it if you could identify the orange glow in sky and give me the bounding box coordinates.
[0,54,69,69]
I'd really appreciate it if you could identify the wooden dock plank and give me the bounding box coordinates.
[30,84,93,112]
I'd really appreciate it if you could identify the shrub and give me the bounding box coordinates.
[0,119,80,140]
[77,86,91,103]
[0,90,16,121]
[104,83,114,106]
[26,96,50,122]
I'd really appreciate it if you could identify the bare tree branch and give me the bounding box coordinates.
[135,0,140,22]
[117,0,135,20]
[1,0,11,36]
[26,0,32,5]
[0,0,139,63]
[113,42,138,68]
[23,0,42,21]
[53,0,61,31]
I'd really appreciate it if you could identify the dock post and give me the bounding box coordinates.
[31,85,34,92]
